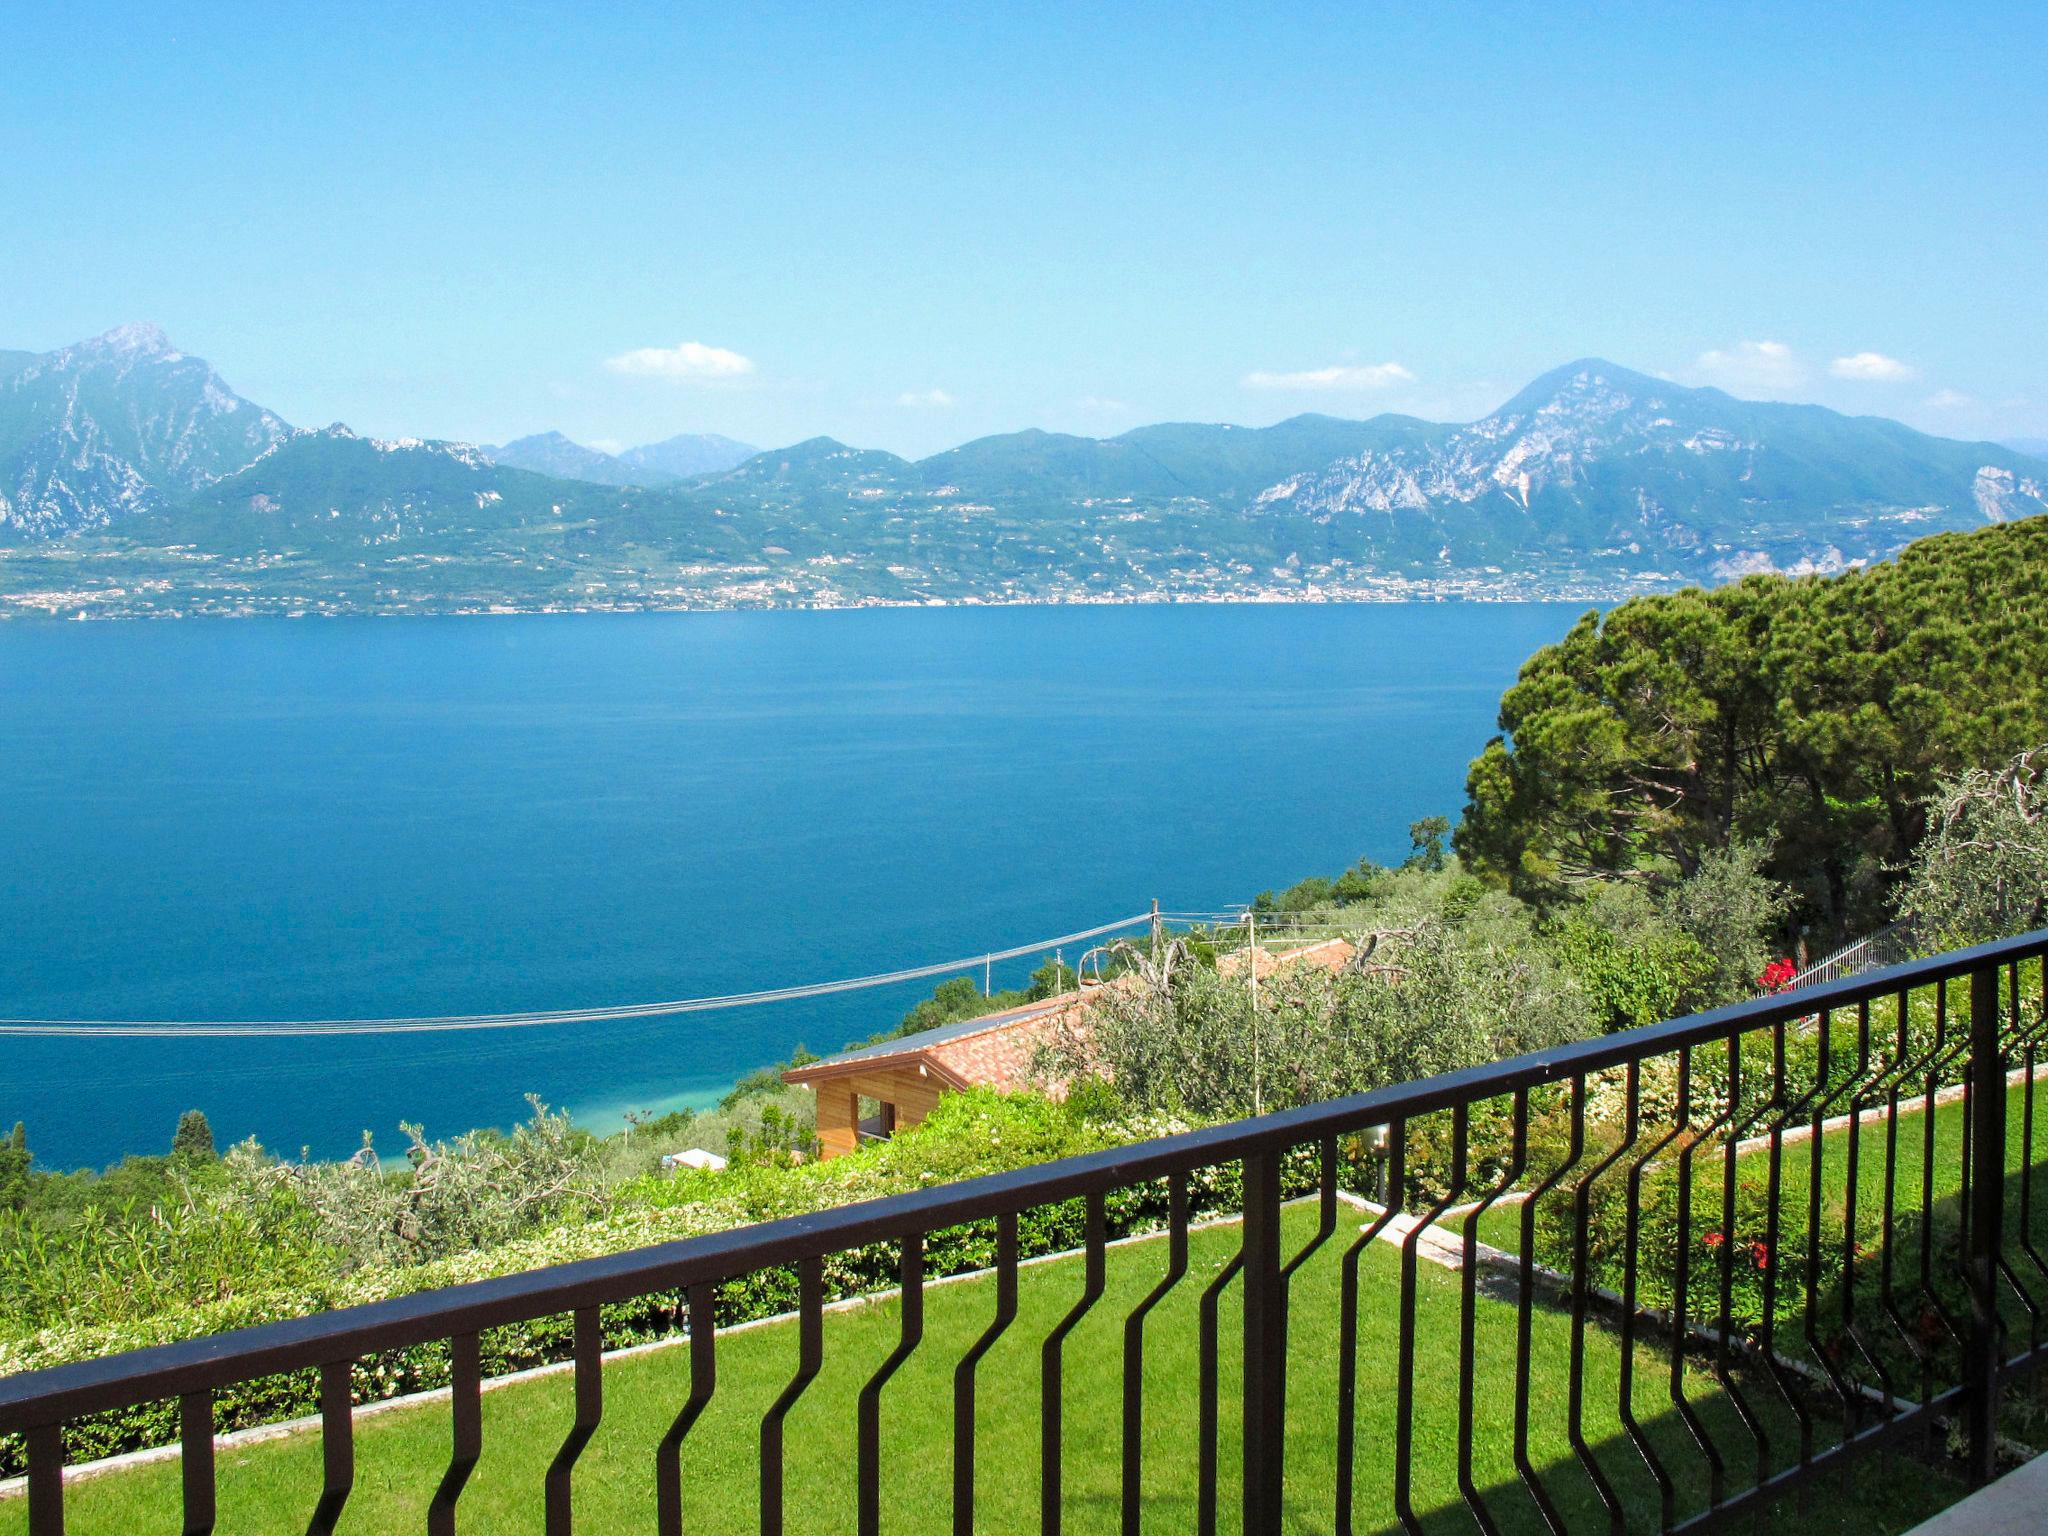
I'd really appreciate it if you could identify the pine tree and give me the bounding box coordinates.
[0,1122,29,1211]
[171,1109,217,1165]
[1456,515,2048,933]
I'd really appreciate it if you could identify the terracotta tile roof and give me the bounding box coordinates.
[1214,936,1357,979]
[784,938,1355,1094]
[782,991,1091,1090]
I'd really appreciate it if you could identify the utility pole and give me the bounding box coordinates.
[1248,910,1261,1116]
[1150,898,1162,963]
[984,953,991,997]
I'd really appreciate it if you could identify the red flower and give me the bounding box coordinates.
[1703,1231,1725,1249]
[1758,959,1798,993]
[1750,1241,1770,1269]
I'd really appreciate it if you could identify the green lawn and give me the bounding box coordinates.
[1461,1064,2048,1440]
[3,1203,1965,1535]
[1473,1070,2048,1258]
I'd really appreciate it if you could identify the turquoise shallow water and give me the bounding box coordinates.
[0,603,1583,1168]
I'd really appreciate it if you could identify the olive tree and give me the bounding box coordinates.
[1896,745,2048,948]
[1047,897,1585,1121]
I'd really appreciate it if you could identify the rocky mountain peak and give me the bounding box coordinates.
[1489,358,1665,425]
[51,323,183,369]
[94,321,176,357]
[1,328,291,534]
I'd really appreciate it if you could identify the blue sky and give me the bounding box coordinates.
[6,1,2044,457]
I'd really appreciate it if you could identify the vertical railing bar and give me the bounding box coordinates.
[1336,1127,1405,1536]
[1394,1104,1468,1536]
[543,1307,604,1536]
[2030,961,2048,1362]
[1241,1148,1287,1536]
[1121,1174,1189,1536]
[1756,1015,1816,1469]
[26,1422,63,1536]
[1704,1031,1768,1495]
[1456,1093,1524,1536]
[857,1234,925,1536]
[1836,998,1898,1425]
[307,1359,355,1536]
[1667,1044,1727,1508]
[1244,1131,1336,1532]
[1964,963,2007,1483]
[1618,1061,1682,1530]
[760,1257,824,1536]
[1567,1075,1632,1534]
[428,1332,482,1536]
[180,1389,217,1536]
[1798,1011,1859,1444]
[1877,988,1925,1421]
[1917,979,1969,1422]
[1992,961,2045,1356]
[2021,1037,2048,1358]
[1960,983,1978,1374]
[1511,1089,1558,1532]
[1714,1032,1744,1445]
[953,1212,1018,1536]
[1840,1003,1868,1414]
[1042,1192,1107,1536]
[1820,1001,1872,1500]
[1196,1238,1244,1536]
[1915,980,1967,1449]
[657,1285,718,1536]
[1282,1136,1340,1284]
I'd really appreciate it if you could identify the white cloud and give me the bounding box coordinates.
[1076,395,1129,414]
[1830,351,1916,382]
[604,341,756,381]
[896,388,955,408]
[1241,362,1415,392]
[1692,340,1807,393]
[1923,388,1975,411]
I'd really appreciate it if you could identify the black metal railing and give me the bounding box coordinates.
[4,928,2047,1533]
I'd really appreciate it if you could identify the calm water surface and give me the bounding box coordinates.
[0,604,1582,1167]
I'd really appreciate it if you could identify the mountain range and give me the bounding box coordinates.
[482,430,757,486]
[3,326,2045,617]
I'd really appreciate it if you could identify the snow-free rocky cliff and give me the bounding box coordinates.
[1252,360,2048,579]
[0,324,291,535]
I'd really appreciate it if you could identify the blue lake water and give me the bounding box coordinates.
[0,604,1583,1169]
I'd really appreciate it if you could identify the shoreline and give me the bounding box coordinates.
[0,587,1641,621]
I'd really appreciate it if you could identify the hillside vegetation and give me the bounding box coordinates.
[1458,515,2048,936]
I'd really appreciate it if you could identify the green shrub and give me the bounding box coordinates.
[0,1089,1199,1476]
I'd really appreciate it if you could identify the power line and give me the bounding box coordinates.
[0,913,1154,1039]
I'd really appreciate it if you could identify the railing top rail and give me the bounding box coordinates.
[4,923,2044,1433]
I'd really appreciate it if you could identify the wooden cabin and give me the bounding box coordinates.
[782,992,1088,1158]
[784,936,1360,1159]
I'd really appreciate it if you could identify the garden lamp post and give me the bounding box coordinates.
[1365,1122,1391,1204]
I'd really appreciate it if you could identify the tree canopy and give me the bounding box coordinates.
[1457,516,2048,933]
